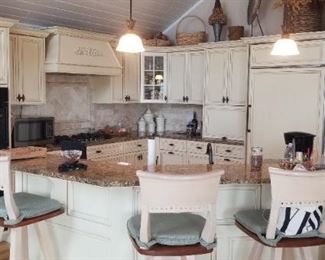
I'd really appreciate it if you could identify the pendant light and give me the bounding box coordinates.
[116,0,144,53]
[271,1,299,56]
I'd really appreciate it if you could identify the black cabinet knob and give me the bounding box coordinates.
[22,94,25,102]
[164,96,168,102]
[168,151,174,155]
[17,94,21,102]
[185,96,189,102]
[222,96,225,103]
[226,96,229,103]
[183,96,186,102]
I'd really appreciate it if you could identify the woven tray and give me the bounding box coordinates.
[2,146,47,160]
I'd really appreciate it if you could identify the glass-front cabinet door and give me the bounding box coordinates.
[141,52,167,103]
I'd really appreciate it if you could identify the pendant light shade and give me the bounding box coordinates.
[271,36,299,56]
[116,33,144,53]
[116,0,144,53]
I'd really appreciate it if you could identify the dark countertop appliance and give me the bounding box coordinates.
[13,117,54,147]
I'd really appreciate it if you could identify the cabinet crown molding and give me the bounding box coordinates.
[0,17,18,28]
[10,25,50,38]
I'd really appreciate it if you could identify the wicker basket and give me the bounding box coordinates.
[228,26,244,40]
[176,16,207,45]
[143,38,171,47]
[285,0,322,33]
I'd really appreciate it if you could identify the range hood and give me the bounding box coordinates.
[45,27,122,75]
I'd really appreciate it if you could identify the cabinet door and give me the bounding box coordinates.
[205,49,228,105]
[167,52,186,103]
[124,53,140,102]
[10,35,20,103]
[187,51,204,105]
[160,151,187,165]
[111,52,123,102]
[203,105,246,140]
[249,69,324,159]
[0,28,9,85]
[18,36,45,104]
[187,153,209,165]
[227,47,248,106]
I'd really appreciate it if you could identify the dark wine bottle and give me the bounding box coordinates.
[191,112,198,136]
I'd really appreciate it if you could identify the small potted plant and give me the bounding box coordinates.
[273,0,322,33]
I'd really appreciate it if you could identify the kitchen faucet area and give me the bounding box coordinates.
[0,1,325,260]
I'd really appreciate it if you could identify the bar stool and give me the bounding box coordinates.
[0,155,64,260]
[127,168,224,260]
[235,167,325,260]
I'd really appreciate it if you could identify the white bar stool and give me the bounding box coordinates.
[0,155,64,260]
[128,168,224,260]
[235,167,325,260]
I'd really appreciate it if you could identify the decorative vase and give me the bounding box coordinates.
[208,0,226,42]
[212,23,223,42]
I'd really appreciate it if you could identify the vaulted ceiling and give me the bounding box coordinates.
[0,0,200,36]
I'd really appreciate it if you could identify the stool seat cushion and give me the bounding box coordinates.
[127,213,216,250]
[234,209,325,247]
[0,192,63,225]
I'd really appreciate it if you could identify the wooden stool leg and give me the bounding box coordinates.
[272,248,283,260]
[298,247,313,260]
[10,227,29,260]
[34,221,56,260]
[0,227,4,242]
[249,241,264,260]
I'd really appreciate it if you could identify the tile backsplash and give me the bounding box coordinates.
[12,74,202,135]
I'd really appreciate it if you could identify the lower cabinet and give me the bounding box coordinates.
[159,150,187,165]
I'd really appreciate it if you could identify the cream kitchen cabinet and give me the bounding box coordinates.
[248,68,324,160]
[167,51,204,104]
[10,31,48,105]
[203,105,247,140]
[0,27,10,86]
[91,52,139,103]
[205,46,248,106]
[159,150,187,165]
[141,52,167,103]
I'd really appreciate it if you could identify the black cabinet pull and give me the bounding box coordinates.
[168,151,174,155]
[222,96,225,103]
[96,150,102,154]
[169,143,174,146]
[22,94,25,102]
[17,94,21,102]
[183,96,186,102]
[156,156,159,165]
[225,149,232,153]
[125,95,130,102]
[196,147,202,150]
[224,158,231,162]
[225,96,229,103]
[164,96,168,102]
[137,155,142,160]
[185,96,189,102]
[137,144,142,147]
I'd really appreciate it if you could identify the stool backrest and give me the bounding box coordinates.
[0,155,19,220]
[266,167,325,239]
[136,170,224,244]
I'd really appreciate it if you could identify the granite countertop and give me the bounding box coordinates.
[47,132,244,151]
[10,155,274,187]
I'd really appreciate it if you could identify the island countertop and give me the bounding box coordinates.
[10,155,275,187]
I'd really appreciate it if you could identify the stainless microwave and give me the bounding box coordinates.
[13,117,54,147]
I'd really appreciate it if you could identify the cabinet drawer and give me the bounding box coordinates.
[251,41,325,67]
[215,144,244,158]
[187,141,209,155]
[87,143,124,157]
[215,156,244,164]
[160,138,186,152]
[124,139,147,153]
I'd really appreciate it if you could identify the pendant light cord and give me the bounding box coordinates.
[127,0,135,30]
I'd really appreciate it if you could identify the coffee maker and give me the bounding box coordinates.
[284,132,315,158]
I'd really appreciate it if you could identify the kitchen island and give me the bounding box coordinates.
[9,156,322,260]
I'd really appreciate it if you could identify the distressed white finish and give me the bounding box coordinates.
[203,105,246,140]
[10,32,46,105]
[45,27,122,75]
[247,167,325,260]
[0,0,199,36]
[248,68,324,160]
[136,169,224,258]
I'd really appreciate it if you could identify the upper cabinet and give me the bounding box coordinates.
[168,51,204,104]
[10,27,49,105]
[205,46,248,106]
[91,52,140,104]
[141,52,167,103]
[250,40,325,68]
